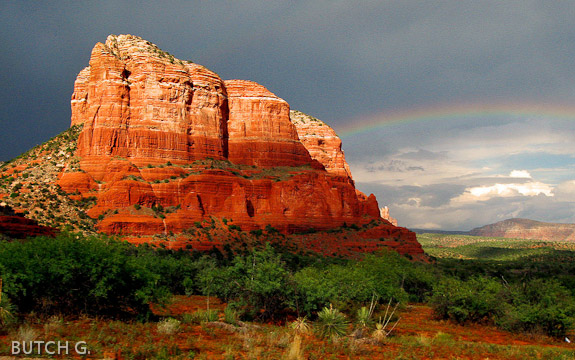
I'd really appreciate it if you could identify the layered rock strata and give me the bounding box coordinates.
[226,81,316,168]
[290,110,353,181]
[74,35,228,169]
[0,205,57,239]
[55,34,422,257]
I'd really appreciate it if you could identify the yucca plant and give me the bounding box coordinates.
[372,321,387,343]
[352,293,378,339]
[157,318,181,335]
[287,317,311,360]
[289,316,311,335]
[352,306,373,339]
[315,304,349,339]
[0,278,15,327]
[356,306,374,329]
[371,299,401,343]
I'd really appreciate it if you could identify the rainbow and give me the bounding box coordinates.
[335,101,575,138]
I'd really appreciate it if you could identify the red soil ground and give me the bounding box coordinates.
[2,296,574,359]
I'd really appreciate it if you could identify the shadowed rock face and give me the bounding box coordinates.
[0,216,57,239]
[0,205,56,238]
[56,34,423,258]
[470,218,575,241]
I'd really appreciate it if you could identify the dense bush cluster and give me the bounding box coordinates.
[293,252,432,315]
[0,234,171,319]
[431,276,575,337]
[0,233,428,322]
[1,232,574,338]
[195,244,432,321]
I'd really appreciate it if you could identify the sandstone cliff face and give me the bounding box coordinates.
[380,206,398,226]
[470,218,575,241]
[290,110,353,180]
[226,81,315,167]
[74,34,228,170]
[52,34,424,257]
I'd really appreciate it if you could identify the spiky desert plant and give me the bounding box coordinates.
[157,318,181,335]
[371,299,401,343]
[17,325,39,342]
[352,306,374,339]
[315,304,349,339]
[287,317,310,360]
[289,316,311,335]
[372,321,387,343]
[352,294,378,339]
[356,306,374,329]
[0,278,15,327]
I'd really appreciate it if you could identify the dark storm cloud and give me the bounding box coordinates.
[2,2,575,229]
[3,1,575,161]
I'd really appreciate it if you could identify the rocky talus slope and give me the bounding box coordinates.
[0,34,424,259]
[0,125,97,233]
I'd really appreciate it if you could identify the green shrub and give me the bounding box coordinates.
[430,276,504,324]
[292,251,416,315]
[209,245,292,321]
[223,306,239,325]
[133,248,196,295]
[430,276,575,338]
[0,282,16,327]
[0,233,169,319]
[250,229,263,237]
[496,279,575,337]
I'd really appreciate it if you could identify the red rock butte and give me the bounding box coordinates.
[58,34,423,257]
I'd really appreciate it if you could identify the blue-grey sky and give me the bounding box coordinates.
[1,1,574,230]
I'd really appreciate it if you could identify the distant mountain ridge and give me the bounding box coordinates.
[411,229,470,235]
[469,218,575,241]
[414,218,575,241]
